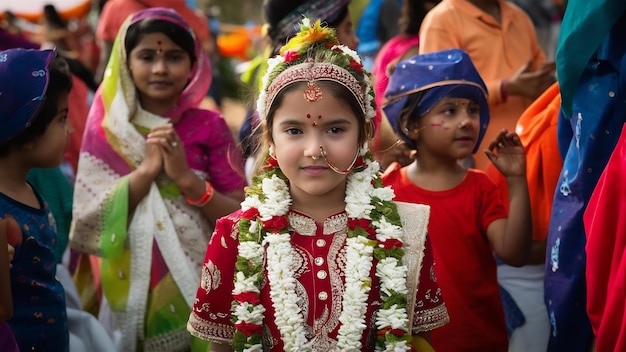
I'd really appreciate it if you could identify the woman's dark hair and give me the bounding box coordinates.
[65,57,98,91]
[325,5,349,29]
[124,19,197,67]
[398,0,440,36]
[265,0,349,55]
[43,4,67,30]
[0,55,73,155]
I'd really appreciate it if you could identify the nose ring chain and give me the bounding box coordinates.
[319,145,360,175]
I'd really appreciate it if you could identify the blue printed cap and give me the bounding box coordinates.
[0,48,56,144]
[382,49,489,153]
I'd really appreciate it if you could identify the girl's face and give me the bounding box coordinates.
[128,32,192,112]
[270,85,361,206]
[28,92,70,168]
[335,12,359,50]
[414,97,480,160]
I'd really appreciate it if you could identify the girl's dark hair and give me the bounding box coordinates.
[124,19,197,66]
[0,55,73,155]
[398,0,440,36]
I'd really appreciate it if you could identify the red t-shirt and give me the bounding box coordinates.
[382,164,508,351]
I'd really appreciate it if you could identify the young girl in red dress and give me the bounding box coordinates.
[187,19,449,352]
[381,49,532,351]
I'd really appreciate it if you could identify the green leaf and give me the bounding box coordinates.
[231,331,247,352]
[381,293,407,309]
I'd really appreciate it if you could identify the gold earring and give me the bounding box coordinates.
[365,120,375,140]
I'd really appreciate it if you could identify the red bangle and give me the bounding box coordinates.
[186,180,214,207]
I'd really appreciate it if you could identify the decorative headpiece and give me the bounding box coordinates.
[257,18,376,124]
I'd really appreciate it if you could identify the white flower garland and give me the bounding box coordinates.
[263,233,310,351]
[256,55,285,122]
[336,235,375,350]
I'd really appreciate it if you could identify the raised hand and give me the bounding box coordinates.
[505,60,556,100]
[484,129,526,178]
[138,139,164,181]
[146,124,192,184]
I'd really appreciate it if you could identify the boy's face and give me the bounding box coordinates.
[413,97,480,160]
[26,92,70,168]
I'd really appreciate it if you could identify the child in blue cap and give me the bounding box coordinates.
[0,48,72,352]
[381,49,532,351]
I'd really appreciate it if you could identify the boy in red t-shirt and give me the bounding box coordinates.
[381,49,532,351]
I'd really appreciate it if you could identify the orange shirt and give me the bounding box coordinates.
[96,0,210,45]
[419,0,546,170]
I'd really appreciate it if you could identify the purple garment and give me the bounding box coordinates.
[0,29,39,51]
[0,322,19,352]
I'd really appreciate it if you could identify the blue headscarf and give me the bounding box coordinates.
[383,49,489,153]
[0,48,56,144]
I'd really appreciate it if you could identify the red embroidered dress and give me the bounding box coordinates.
[188,209,448,350]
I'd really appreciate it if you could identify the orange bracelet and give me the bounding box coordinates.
[186,180,214,207]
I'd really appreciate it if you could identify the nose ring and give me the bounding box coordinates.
[311,155,320,160]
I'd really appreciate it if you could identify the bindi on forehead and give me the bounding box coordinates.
[157,40,162,54]
[306,113,323,127]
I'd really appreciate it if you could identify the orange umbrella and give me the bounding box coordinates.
[0,0,91,22]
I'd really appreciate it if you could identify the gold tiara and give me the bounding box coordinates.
[256,18,376,123]
[264,61,367,117]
